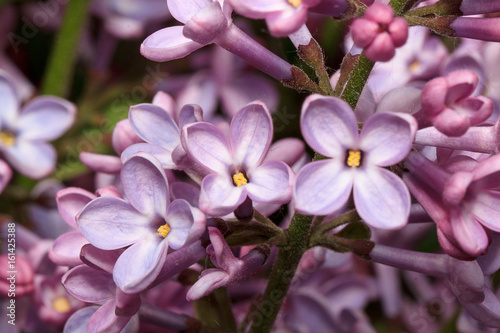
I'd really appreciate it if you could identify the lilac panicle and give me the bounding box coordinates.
[77,153,206,293]
[186,227,265,301]
[294,94,416,229]
[181,100,294,216]
[0,72,76,179]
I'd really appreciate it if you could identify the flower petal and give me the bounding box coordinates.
[294,159,353,216]
[77,197,151,250]
[301,95,357,158]
[3,140,56,179]
[113,236,168,293]
[0,73,20,127]
[121,152,169,217]
[353,167,410,229]
[467,191,500,233]
[167,0,212,23]
[62,265,115,303]
[166,199,206,249]
[121,142,175,169]
[0,159,12,194]
[79,152,122,174]
[359,112,415,166]
[140,26,204,62]
[49,231,88,267]
[17,96,76,141]
[230,101,272,168]
[129,103,179,150]
[199,173,247,216]
[246,160,293,204]
[186,269,228,301]
[182,122,233,174]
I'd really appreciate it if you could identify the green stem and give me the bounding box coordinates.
[297,39,335,96]
[248,214,312,333]
[253,209,280,231]
[194,287,237,333]
[340,53,375,110]
[389,0,409,15]
[41,0,91,97]
[311,209,360,241]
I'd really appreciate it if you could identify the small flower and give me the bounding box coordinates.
[294,95,416,229]
[0,72,76,179]
[181,101,294,216]
[350,3,408,62]
[77,153,206,293]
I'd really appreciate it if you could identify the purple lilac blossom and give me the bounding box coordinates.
[294,94,416,229]
[0,72,76,179]
[77,152,206,293]
[181,100,294,216]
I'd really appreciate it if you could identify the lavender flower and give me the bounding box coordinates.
[0,72,76,179]
[294,94,416,229]
[181,100,294,216]
[77,153,206,293]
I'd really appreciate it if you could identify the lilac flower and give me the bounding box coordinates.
[294,94,416,229]
[422,70,493,136]
[229,0,320,37]
[0,159,11,194]
[181,101,294,216]
[0,72,76,179]
[350,3,408,62]
[186,227,265,301]
[77,153,206,293]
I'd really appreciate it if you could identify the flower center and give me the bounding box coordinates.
[409,60,421,73]
[52,296,71,313]
[345,149,363,167]
[288,0,301,8]
[0,131,15,147]
[232,172,248,187]
[157,223,171,238]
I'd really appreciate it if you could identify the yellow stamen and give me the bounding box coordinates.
[409,60,420,73]
[233,172,248,187]
[288,0,301,8]
[52,296,71,313]
[346,149,362,167]
[157,223,171,238]
[0,131,15,147]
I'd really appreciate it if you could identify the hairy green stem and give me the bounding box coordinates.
[311,209,360,241]
[340,53,375,110]
[194,287,237,333]
[248,214,312,333]
[389,0,409,15]
[41,0,91,97]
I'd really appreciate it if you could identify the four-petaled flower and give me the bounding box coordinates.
[181,100,294,216]
[294,95,417,229]
[77,152,206,294]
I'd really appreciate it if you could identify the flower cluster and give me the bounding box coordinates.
[3,0,500,332]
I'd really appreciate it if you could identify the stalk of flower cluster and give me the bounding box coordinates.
[139,302,201,331]
[215,24,294,81]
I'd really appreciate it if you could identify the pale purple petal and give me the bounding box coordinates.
[353,167,410,229]
[79,152,122,174]
[113,236,168,293]
[301,95,357,158]
[199,173,247,216]
[246,160,293,204]
[467,191,500,233]
[167,0,212,23]
[359,112,415,167]
[152,91,176,118]
[129,103,180,149]
[87,301,131,333]
[17,96,76,141]
[62,265,115,303]
[121,152,169,217]
[461,288,500,328]
[79,245,123,275]
[230,101,272,168]
[63,306,99,333]
[140,26,205,62]
[183,1,228,44]
[121,142,175,169]
[49,231,88,267]
[263,138,305,166]
[0,73,19,127]
[265,5,307,37]
[165,199,205,249]
[170,182,200,207]
[111,119,143,155]
[77,197,151,250]
[0,160,12,194]
[182,122,233,174]
[3,140,56,179]
[229,0,288,19]
[294,159,353,216]
[207,227,236,269]
[186,270,228,301]
[178,104,203,128]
